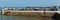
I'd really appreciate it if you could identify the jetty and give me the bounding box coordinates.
[2,7,60,17]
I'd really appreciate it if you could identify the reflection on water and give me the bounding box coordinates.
[2,15,40,20]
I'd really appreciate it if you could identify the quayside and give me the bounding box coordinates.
[2,7,60,17]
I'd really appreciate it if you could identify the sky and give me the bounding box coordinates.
[0,0,60,7]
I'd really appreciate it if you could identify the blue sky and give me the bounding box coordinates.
[0,0,60,7]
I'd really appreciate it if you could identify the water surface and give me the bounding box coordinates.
[1,15,40,20]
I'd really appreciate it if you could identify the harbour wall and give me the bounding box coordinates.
[2,11,56,17]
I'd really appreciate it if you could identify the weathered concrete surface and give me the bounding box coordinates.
[2,11,58,17]
[2,11,55,17]
[2,11,54,20]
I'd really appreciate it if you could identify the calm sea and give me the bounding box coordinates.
[0,15,40,20]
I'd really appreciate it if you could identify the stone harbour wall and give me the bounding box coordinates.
[2,12,55,17]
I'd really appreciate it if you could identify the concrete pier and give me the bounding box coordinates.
[2,10,58,17]
[2,8,60,17]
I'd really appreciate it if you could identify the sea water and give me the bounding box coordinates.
[0,15,40,20]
